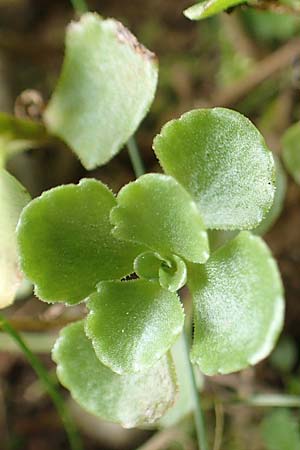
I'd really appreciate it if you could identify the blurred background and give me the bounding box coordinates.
[1,0,300,449]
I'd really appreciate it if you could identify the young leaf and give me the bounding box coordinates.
[189,231,284,375]
[134,251,187,292]
[158,254,187,293]
[111,173,209,263]
[17,179,143,305]
[261,409,300,450]
[184,0,247,21]
[134,251,164,281]
[282,122,300,185]
[85,279,184,374]
[153,108,275,230]
[0,170,30,308]
[44,13,158,170]
[53,321,177,428]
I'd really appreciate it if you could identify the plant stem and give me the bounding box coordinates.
[127,136,145,178]
[183,329,208,450]
[0,315,85,332]
[70,0,88,14]
[0,332,56,353]
[242,394,300,408]
[0,314,83,450]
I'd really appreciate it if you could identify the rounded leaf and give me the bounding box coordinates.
[52,321,177,428]
[44,13,158,169]
[85,279,184,374]
[189,231,284,375]
[17,179,142,305]
[153,108,275,230]
[0,170,30,308]
[111,173,209,263]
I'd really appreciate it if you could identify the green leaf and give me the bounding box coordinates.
[261,409,300,450]
[282,122,300,185]
[111,173,209,263]
[44,13,158,170]
[134,251,187,292]
[184,0,247,21]
[189,231,284,375]
[153,108,275,230]
[211,157,286,239]
[158,254,187,292]
[0,170,30,308]
[0,112,47,162]
[85,279,184,374]
[134,251,164,281]
[17,179,143,305]
[52,321,177,428]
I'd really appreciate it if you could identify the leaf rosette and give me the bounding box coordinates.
[17,106,284,426]
[0,8,284,429]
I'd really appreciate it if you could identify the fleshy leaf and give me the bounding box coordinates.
[134,251,187,292]
[0,112,47,162]
[189,231,284,375]
[158,254,187,292]
[282,122,300,185]
[134,251,164,281]
[253,156,287,235]
[184,0,247,21]
[0,170,30,308]
[44,13,158,169]
[209,155,286,244]
[52,321,177,428]
[17,179,143,305]
[153,108,275,230]
[111,173,209,263]
[85,279,184,374]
